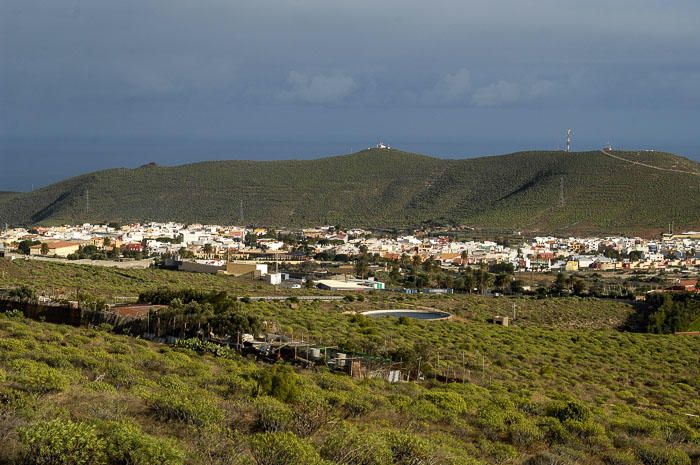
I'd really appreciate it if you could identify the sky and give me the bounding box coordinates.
[1,0,700,191]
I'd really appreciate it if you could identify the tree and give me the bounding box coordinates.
[17,240,39,255]
[354,245,370,278]
[572,279,587,295]
[494,272,513,292]
[40,243,49,256]
[552,272,568,295]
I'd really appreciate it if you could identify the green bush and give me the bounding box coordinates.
[149,390,223,426]
[384,431,437,465]
[19,419,105,465]
[254,396,293,432]
[344,390,378,418]
[249,432,324,465]
[315,371,355,391]
[603,450,638,465]
[509,417,543,446]
[9,359,70,394]
[422,390,468,417]
[545,400,591,423]
[0,386,36,413]
[254,364,300,403]
[537,417,570,444]
[611,415,660,437]
[637,446,691,465]
[321,423,392,465]
[290,390,332,437]
[104,421,185,465]
[659,420,698,444]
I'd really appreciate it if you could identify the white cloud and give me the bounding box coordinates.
[472,80,521,107]
[279,71,357,104]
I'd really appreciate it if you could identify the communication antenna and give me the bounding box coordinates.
[559,176,565,208]
[566,129,572,153]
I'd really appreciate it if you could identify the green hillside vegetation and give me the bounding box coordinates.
[1,303,698,465]
[1,149,699,234]
[0,259,280,302]
[0,259,638,331]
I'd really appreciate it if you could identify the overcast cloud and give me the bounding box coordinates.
[1,0,699,189]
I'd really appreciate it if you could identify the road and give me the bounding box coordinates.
[600,149,700,176]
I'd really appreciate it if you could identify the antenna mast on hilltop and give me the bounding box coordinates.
[566,129,573,153]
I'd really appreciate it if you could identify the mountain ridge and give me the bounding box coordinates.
[1,148,699,235]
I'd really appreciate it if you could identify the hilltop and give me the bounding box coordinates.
[1,148,699,234]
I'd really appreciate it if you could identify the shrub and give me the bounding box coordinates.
[612,415,660,437]
[545,400,591,423]
[321,423,392,465]
[315,371,355,391]
[149,390,223,426]
[344,390,378,418]
[9,359,70,394]
[537,417,570,444]
[254,396,293,432]
[509,417,543,446]
[637,446,691,465]
[19,419,105,465]
[603,450,638,465]
[254,364,300,403]
[0,386,35,413]
[249,432,324,465]
[104,421,185,465]
[422,390,468,417]
[384,431,437,465]
[659,420,698,444]
[476,439,517,465]
[523,452,569,465]
[564,419,606,442]
[405,399,442,421]
[291,391,332,437]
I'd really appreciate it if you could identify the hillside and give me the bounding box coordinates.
[1,149,699,234]
[1,299,698,465]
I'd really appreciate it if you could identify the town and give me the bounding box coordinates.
[2,222,698,296]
